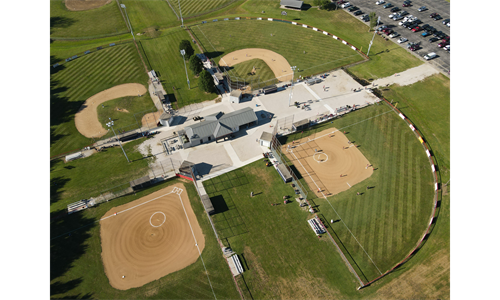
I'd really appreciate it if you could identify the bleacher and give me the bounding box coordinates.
[308,218,326,235]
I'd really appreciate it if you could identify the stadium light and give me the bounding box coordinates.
[120,4,135,41]
[106,118,130,163]
[367,16,380,56]
[288,66,297,107]
[180,49,190,89]
[178,0,184,27]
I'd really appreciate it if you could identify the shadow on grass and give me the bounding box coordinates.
[50,79,85,130]
[211,194,229,214]
[51,176,71,205]
[50,16,76,29]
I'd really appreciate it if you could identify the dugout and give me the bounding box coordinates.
[262,84,278,95]
[292,118,310,131]
[119,132,140,142]
[276,163,292,183]
[130,176,152,191]
[200,194,215,215]
[177,160,195,180]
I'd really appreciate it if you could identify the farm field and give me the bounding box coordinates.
[139,28,218,108]
[203,103,435,297]
[50,43,148,157]
[190,20,365,79]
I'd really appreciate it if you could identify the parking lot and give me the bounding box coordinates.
[339,0,450,75]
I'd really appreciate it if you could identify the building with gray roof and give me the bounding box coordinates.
[177,107,258,148]
[280,0,303,9]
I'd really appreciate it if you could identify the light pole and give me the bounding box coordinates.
[180,49,190,89]
[288,66,297,107]
[367,16,380,56]
[107,118,130,163]
[178,0,184,27]
[120,4,135,41]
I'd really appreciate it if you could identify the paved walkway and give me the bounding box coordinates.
[372,64,439,88]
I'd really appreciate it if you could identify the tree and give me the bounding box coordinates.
[313,0,330,10]
[189,55,203,76]
[199,70,215,93]
[178,40,194,60]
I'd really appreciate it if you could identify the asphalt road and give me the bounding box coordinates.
[341,0,450,75]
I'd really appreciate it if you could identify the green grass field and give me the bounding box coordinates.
[121,0,179,32]
[139,28,218,108]
[191,19,365,79]
[50,43,148,157]
[169,0,238,17]
[203,103,435,297]
[50,0,128,38]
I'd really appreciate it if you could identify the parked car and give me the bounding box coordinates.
[389,32,400,38]
[444,45,450,51]
[402,3,411,7]
[424,52,437,60]
[442,36,450,42]
[437,32,447,39]
[347,6,358,12]
[400,11,408,16]
[341,3,351,8]
[391,7,400,12]
[421,31,431,37]
[382,28,393,35]
[430,13,439,18]
[353,10,363,16]
[393,15,403,20]
[410,44,419,51]
[398,20,407,25]
[377,25,388,31]
[376,0,386,5]
[433,15,443,21]
[418,6,427,12]
[429,37,439,43]
[390,13,398,19]
[421,24,430,30]
[412,26,422,32]
[362,15,370,22]
[408,23,418,30]
[433,31,443,37]
[383,3,393,8]
[398,37,408,43]
[438,41,448,48]
[442,18,450,25]
[414,19,422,24]
[446,21,450,27]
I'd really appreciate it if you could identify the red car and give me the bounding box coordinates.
[430,13,439,18]
[382,28,393,34]
[402,3,411,7]
[412,26,422,32]
[438,41,449,48]
[410,44,419,51]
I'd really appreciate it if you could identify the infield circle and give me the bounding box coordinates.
[313,152,329,163]
[149,212,166,227]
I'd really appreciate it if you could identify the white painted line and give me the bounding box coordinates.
[149,212,166,227]
[324,104,335,114]
[347,182,351,187]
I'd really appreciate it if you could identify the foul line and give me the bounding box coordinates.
[176,192,218,300]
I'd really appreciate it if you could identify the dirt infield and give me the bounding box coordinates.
[100,183,205,290]
[141,111,162,128]
[65,0,112,11]
[74,83,147,138]
[219,48,292,82]
[283,128,372,197]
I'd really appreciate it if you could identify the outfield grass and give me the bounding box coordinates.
[50,138,150,213]
[139,28,218,108]
[121,0,179,32]
[191,19,365,79]
[171,0,237,17]
[50,0,128,38]
[50,43,148,157]
[203,103,435,296]
[50,179,241,299]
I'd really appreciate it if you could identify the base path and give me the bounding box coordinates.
[219,48,292,82]
[74,83,147,138]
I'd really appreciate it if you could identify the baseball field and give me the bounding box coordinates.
[50,0,449,298]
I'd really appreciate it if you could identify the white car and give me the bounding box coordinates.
[376,0,386,5]
[389,13,396,18]
[404,15,412,21]
[341,3,351,8]
[398,37,408,43]
[444,45,450,51]
[389,32,400,38]
[424,52,437,60]
[393,15,403,20]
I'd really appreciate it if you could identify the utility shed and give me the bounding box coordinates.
[280,0,303,9]
[259,131,273,147]
[159,112,173,126]
[229,89,242,103]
